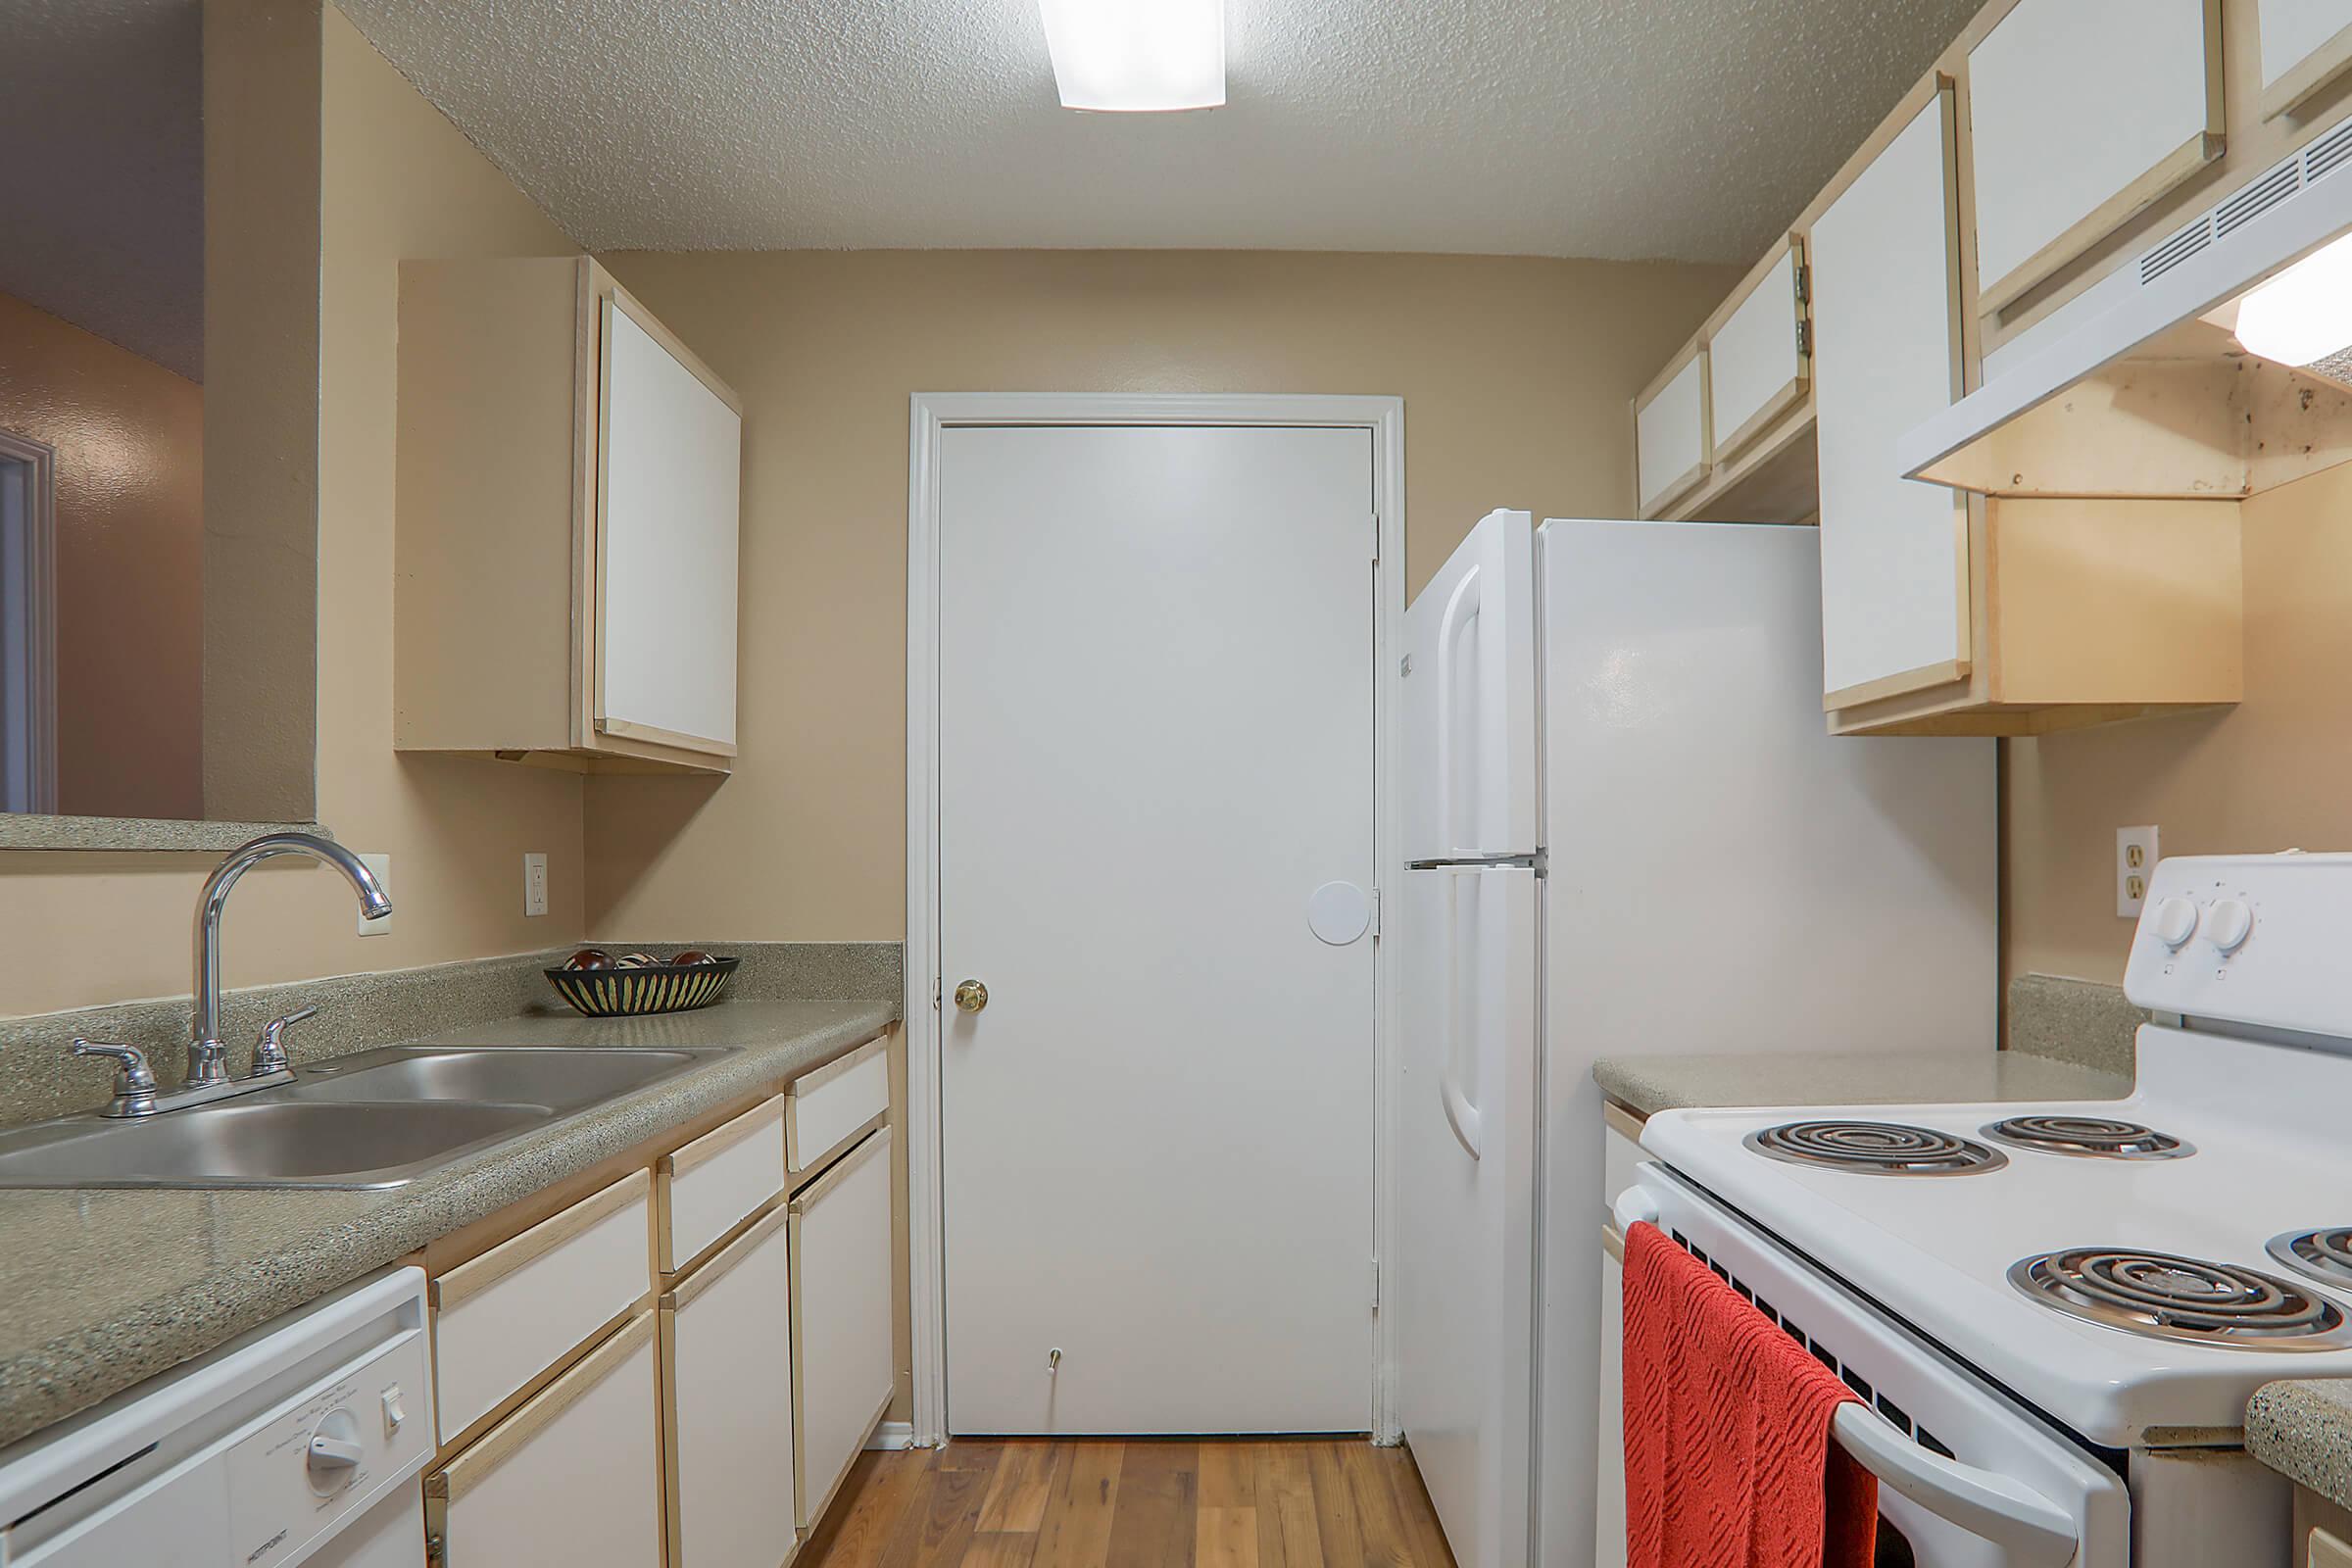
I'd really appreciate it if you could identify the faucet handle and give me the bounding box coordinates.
[252,1005,318,1077]
[74,1040,159,1115]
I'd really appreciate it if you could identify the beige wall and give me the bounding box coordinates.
[0,290,206,820]
[2006,467,2352,985]
[585,249,1736,940]
[0,8,587,1019]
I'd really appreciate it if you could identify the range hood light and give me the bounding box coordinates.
[2232,229,2352,373]
[1037,0,1225,113]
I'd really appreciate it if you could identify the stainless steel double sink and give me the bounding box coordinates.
[0,1045,731,1191]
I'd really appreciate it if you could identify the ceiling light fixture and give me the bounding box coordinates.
[2233,229,2352,378]
[1037,0,1225,114]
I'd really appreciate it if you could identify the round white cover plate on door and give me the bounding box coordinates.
[1306,881,1372,946]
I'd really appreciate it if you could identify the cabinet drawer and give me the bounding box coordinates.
[787,1036,888,1181]
[660,1095,786,1274]
[661,1204,799,1568]
[426,1313,662,1568]
[431,1169,652,1444]
[790,1126,895,1528]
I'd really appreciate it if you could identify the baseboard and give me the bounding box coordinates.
[865,1420,917,1451]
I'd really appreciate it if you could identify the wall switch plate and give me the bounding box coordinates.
[2117,826,2159,918]
[523,853,549,918]
[358,854,393,936]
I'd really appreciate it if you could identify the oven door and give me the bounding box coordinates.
[1614,1165,2130,1568]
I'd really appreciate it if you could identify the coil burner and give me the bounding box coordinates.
[2267,1229,2352,1293]
[2009,1248,2352,1350]
[1743,1120,2007,1177]
[1981,1115,2193,1161]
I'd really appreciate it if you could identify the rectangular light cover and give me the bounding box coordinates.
[1037,0,1226,113]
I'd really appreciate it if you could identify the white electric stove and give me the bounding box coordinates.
[1618,853,2352,1568]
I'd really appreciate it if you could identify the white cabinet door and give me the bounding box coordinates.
[1968,0,2222,311]
[2260,0,2352,117]
[597,295,743,755]
[662,1205,798,1568]
[1595,1231,1625,1568]
[1635,349,1709,516]
[429,1315,663,1568]
[1707,239,1809,462]
[790,1127,894,1527]
[1811,89,1971,705]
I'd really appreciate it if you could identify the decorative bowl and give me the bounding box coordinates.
[544,956,739,1017]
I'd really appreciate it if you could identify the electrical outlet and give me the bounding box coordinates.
[523,853,549,918]
[2117,826,2159,918]
[357,854,392,936]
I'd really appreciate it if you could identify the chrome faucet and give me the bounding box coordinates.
[188,833,389,1089]
[73,832,391,1118]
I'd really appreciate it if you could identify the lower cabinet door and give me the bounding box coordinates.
[1596,1228,1626,1568]
[661,1202,799,1568]
[789,1126,895,1529]
[425,1313,662,1568]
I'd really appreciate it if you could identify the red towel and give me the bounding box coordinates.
[1622,1221,1879,1568]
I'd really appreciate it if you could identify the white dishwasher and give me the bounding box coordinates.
[0,1266,434,1568]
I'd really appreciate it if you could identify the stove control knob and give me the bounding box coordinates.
[2206,898,2254,955]
[307,1408,364,1495]
[2152,896,2200,951]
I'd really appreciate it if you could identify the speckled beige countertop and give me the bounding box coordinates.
[1593,1049,2132,1119]
[2248,1380,2352,1512]
[0,998,895,1449]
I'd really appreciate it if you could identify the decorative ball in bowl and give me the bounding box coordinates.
[545,949,739,1016]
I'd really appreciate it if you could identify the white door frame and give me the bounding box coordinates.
[0,429,58,816]
[905,392,1406,1446]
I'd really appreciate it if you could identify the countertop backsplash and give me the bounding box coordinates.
[0,941,901,1129]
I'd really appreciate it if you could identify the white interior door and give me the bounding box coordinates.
[937,422,1376,1435]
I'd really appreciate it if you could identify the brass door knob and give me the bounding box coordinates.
[954,979,989,1013]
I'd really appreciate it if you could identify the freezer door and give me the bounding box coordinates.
[1394,863,1538,1568]
[1401,509,1538,860]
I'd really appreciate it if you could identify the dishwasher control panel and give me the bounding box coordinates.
[224,1327,431,1565]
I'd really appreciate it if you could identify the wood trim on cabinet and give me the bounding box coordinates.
[790,1110,888,1194]
[661,1095,785,1181]
[788,1125,887,1213]
[430,1168,651,1313]
[2264,21,2352,120]
[1825,659,1973,712]
[790,1033,887,1098]
[1634,340,1713,520]
[595,714,741,759]
[427,1311,656,1505]
[1977,130,2225,318]
[800,1390,895,1544]
[660,1200,792,1312]
[1601,1222,1626,1263]
[1603,1102,1647,1142]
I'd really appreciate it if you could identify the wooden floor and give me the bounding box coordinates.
[798,1439,1461,1568]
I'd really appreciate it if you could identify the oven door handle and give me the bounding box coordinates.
[1611,1186,2079,1568]
[1831,1403,2079,1568]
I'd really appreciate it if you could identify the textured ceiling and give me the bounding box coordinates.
[340,0,1980,263]
[0,0,204,380]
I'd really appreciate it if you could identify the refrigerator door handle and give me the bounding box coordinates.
[1432,562,1482,856]
[1439,865,1484,1160]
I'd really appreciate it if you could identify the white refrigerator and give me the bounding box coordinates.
[1393,512,1997,1568]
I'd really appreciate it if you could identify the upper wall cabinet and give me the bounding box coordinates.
[1810,85,1973,711]
[1627,239,1821,526]
[1968,0,2225,316]
[1707,237,1810,464]
[2260,0,2352,119]
[1634,344,1710,517]
[395,257,743,775]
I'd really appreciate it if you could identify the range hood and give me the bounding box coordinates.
[1901,110,2352,501]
